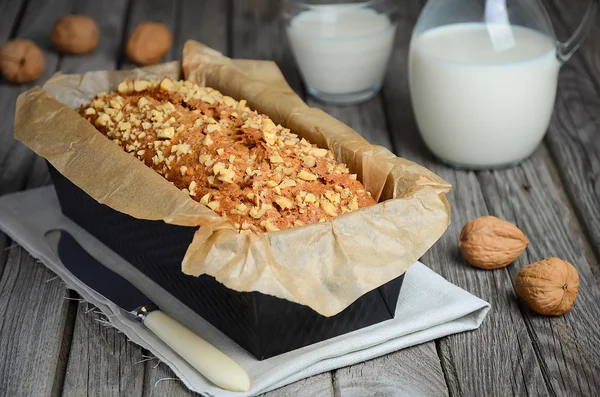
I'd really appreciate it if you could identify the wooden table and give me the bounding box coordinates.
[1,0,599,396]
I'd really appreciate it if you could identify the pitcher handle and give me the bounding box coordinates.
[557,0,599,63]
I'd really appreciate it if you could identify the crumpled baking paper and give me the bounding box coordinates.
[14,40,451,316]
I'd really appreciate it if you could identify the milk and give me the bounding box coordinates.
[287,6,396,102]
[409,23,560,168]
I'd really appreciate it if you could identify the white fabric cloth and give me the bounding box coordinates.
[0,187,490,397]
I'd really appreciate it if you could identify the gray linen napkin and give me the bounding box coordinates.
[0,186,490,397]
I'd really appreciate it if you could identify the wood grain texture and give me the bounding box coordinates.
[0,1,79,397]
[306,96,394,149]
[0,0,27,40]
[332,345,449,397]
[0,247,71,396]
[62,307,145,397]
[120,0,179,69]
[0,0,40,272]
[540,0,600,276]
[231,0,302,93]
[174,0,228,57]
[381,1,549,395]
[0,0,72,196]
[261,373,334,397]
[478,149,600,397]
[142,361,196,397]
[24,150,52,190]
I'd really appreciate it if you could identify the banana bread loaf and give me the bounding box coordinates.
[79,77,376,233]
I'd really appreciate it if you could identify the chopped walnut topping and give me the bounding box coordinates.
[160,77,174,91]
[80,77,376,233]
[200,193,211,206]
[218,168,235,183]
[134,79,150,92]
[207,124,220,133]
[304,193,317,204]
[269,154,284,164]
[275,197,294,210]
[298,170,318,181]
[303,155,316,168]
[158,127,174,139]
[260,219,280,232]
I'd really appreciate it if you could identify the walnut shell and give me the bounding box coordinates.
[126,22,172,65]
[459,216,529,269]
[515,257,579,316]
[0,39,45,84]
[52,15,100,55]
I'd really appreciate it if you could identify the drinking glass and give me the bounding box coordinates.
[284,0,398,104]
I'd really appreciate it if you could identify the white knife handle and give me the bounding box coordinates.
[143,310,250,392]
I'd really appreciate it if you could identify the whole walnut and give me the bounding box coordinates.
[126,22,172,65]
[52,15,100,55]
[0,39,45,84]
[459,216,529,269]
[515,257,579,316]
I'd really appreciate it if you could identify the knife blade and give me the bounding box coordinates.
[45,229,250,392]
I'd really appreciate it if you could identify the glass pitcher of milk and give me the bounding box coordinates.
[409,0,598,169]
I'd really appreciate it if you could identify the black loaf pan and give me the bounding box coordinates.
[48,164,405,360]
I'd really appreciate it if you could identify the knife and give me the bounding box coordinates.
[45,229,250,392]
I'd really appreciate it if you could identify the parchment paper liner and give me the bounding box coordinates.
[14,41,451,317]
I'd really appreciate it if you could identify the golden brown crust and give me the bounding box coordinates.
[79,77,376,233]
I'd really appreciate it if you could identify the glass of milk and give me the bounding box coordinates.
[409,0,598,169]
[285,0,397,104]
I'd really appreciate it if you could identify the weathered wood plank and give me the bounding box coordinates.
[539,0,600,276]
[0,247,71,396]
[231,0,302,93]
[0,0,42,274]
[62,307,145,397]
[0,0,72,196]
[0,1,82,397]
[142,360,195,397]
[307,96,393,149]
[381,1,550,395]
[478,148,600,397]
[333,345,448,397]
[119,0,179,69]
[262,373,333,397]
[0,58,70,397]
[24,148,52,190]
[0,234,8,277]
[174,0,228,57]
[0,0,28,40]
